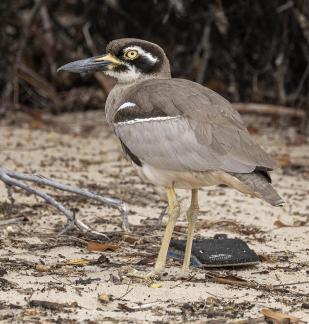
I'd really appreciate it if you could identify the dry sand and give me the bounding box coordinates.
[0,111,308,323]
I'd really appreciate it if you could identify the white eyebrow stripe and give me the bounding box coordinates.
[118,102,136,111]
[124,46,158,64]
[115,115,182,125]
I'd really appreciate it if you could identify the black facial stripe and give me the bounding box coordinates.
[113,64,128,72]
[134,55,159,73]
[112,41,164,74]
[114,105,168,123]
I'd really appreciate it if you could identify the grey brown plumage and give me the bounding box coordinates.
[107,78,283,206]
[111,78,277,173]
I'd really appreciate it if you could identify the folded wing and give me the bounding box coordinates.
[114,79,277,173]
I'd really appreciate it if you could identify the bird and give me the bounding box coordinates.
[58,38,284,277]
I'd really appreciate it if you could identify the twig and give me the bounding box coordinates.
[5,184,15,205]
[118,302,158,312]
[39,2,56,76]
[274,280,309,287]
[0,167,129,238]
[116,286,134,300]
[0,217,27,226]
[82,22,97,56]
[205,272,256,288]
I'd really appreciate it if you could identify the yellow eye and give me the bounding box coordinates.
[124,50,139,60]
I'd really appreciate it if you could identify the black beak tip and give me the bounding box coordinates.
[57,62,79,73]
[57,56,110,74]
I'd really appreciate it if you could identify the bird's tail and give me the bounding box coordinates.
[232,171,285,207]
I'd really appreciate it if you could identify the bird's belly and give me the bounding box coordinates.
[133,163,225,189]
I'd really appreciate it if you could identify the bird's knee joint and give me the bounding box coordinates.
[187,205,199,214]
[186,205,199,221]
[168,202,180,216]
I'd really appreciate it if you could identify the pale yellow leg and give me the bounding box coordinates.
[182,189,199,274]
[154,187,180,273]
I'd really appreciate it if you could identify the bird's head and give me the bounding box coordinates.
[58,38,171,83]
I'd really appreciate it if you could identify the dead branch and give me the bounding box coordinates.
[0,217,28,227]
[233,103,305,117]
[13,0,43,109]
[82,22,116,94]
[0,167,129,239]
[39,2,56,76]
[17,64,59,103]
[193,22,212,84]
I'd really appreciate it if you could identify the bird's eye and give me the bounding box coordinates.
[124,50,139,60]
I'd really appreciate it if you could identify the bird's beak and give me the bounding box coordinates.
[57,53,123,74]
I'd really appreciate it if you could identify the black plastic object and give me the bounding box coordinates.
[168,235,259,267]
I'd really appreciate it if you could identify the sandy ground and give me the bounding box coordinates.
[0,111,308,323]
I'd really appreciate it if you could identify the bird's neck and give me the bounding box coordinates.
[105,82,134,124]
[105,71,171,124]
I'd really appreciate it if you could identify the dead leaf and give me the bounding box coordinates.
[95,255,110,264]
[220,274,248,283]
[277,154,291,167]
[118,303,134,312]
[35,264,50,272]
[261,308,301,323]
[149,283,163,288]
[23,308,41,316]
[136,256,155,266]
[123,234,140,244]
[87,241,118,252]
[302,303,309,309]
[206,296,219,305]
[98,293,111,303]
[29,300,65,311]
[67,258,90,266]
[205,272,254,288]
[259,254,289,263]
[274,220,290,228]
[247,126,260,134]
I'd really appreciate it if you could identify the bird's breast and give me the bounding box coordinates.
[132,162,225,189]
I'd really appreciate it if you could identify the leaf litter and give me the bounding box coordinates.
[0,113,308,322]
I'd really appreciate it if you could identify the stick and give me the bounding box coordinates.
[0,167,129,238]
[0,217,27,226]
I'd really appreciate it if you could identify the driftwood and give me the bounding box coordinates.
[0,167,128,239]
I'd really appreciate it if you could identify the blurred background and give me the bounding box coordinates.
[1,0,309,132]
